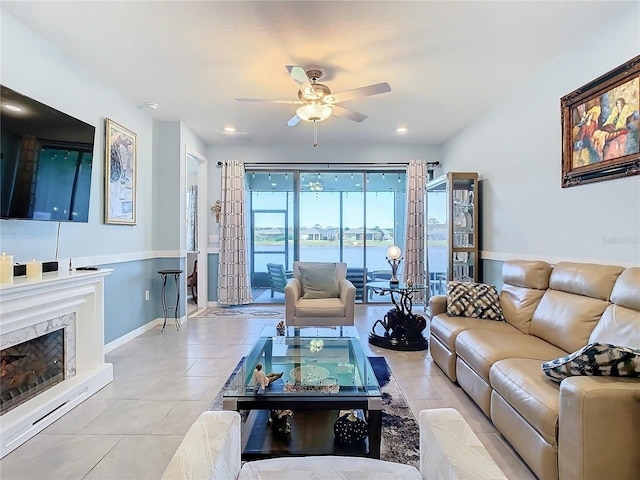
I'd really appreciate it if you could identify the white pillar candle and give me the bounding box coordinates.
[0,252,14,284]
[26,259,42,280]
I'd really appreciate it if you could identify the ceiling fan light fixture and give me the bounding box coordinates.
[296,104,332,122]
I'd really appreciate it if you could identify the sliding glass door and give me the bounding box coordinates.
[246,170,406,303]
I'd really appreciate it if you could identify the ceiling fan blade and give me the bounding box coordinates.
[331,105,368,122]
[286,114,302,127]
[286,65,317,100]
[286,65,308,84]
[327,82,391,104]
[235,98,303,105]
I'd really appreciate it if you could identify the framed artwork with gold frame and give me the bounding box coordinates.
[561,55,639,188]
[104,118,137,224]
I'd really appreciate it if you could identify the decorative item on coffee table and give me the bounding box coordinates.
[333,410,368,446]
[269,409,294,437]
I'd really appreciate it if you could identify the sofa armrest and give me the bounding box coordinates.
[419,408,506,480]
[162,411,241,480]
[339,278,356,320]
[285,279,302,324]
[429,295,447,317]
[559,377,640,480]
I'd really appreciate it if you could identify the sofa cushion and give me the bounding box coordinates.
[239,456,422,479]
[501,260,552,290]
[455,329,566,382]
[589,267,640,348]
[299,264,339,299]
[430,314,519,350]
[609,267,640,311]
[548,262,624,301]
[529,289,611,354]
[446,282,505,321]
[162,411,241,480]
[589,304,640,348]
[500,284,546,335]
[490,358,560,446]
[499,260,551,334]
[294,297,345,318]
[541,343,640,382]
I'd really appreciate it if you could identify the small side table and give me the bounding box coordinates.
[158,269,183,332]
[366,281,428,351]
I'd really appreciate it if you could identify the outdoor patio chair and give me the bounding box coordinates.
[266,263,291,297]
[346,267,372,302]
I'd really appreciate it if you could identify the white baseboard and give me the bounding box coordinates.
[104,315,188,354]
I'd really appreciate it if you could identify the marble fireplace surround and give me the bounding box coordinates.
[1,313,77,415]
[0,269,113,458]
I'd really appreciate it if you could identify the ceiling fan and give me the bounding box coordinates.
[235,66,391,146]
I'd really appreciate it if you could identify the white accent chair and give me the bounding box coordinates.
[285,261,356,327]
[162,409,507,480]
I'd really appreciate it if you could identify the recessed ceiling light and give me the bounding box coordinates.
[224,126,236,133]
[396,127,408,135]
[145,102,159,110]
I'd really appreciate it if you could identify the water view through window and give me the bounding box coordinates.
[247,171,406,303]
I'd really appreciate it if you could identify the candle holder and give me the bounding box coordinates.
[0,253,14,284]
[386,245,402,286]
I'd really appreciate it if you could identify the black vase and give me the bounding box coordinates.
[333,411,368,445]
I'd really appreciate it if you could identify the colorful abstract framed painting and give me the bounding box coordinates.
[104,118,137,225]
[561,55,640,188]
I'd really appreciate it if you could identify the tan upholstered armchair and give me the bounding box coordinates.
[285,262,356,327]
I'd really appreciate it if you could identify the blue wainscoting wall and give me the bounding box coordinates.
[482,259,505,291]
[102,257,184,344]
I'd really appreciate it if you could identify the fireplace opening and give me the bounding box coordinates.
[1,329,65,416]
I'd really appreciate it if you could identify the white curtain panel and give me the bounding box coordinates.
[187,186,198,252]
[218,160,252,306]
[404,159,428,301]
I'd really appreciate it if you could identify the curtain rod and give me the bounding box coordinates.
[217,161,440,167]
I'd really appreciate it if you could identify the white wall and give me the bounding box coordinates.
[442,3,640,267]
[0,12,156,264]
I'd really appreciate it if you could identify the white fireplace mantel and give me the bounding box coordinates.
[0,269,113,458]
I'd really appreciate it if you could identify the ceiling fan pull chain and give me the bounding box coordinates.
[313,120,318,147]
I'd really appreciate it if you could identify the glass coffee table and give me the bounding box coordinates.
[222,326,382,459]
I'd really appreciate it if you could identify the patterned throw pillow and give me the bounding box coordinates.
[445,281,505,321]
[541,343,640,383]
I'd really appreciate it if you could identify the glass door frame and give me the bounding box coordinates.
[250,209,290,283]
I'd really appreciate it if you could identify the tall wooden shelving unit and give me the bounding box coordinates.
[426,172,479,296]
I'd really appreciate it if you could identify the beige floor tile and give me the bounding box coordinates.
[0,434,122,480]
[140,376,217,401]
[184,358,226,376]
[396,375,445,400]
[41,397,116,435]
[82,399,177,435]
[153,400,212,435]
[83,435,183,480]
[90,374,163,401]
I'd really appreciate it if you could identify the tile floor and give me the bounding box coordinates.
[0,305,536,479]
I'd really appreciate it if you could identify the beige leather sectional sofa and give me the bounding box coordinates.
[429,260,640,480]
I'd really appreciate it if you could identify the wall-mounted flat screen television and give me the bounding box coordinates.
[1,85,96,222]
